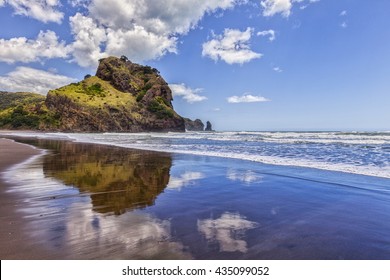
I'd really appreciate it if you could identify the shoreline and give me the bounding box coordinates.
[1,130,389,179]
[0,138,56,259]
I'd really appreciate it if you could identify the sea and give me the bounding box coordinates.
[4,130,389,179]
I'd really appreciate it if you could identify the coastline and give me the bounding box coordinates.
[0,138,56,259]
[1,130,389,179]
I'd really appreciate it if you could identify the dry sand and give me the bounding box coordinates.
[0,138,56,259]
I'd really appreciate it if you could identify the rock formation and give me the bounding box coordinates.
[205,121,213,131]
[0,57,186,132]
[184,118,204,131]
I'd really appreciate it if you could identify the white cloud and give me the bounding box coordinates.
[273,66,283,72]
[260,0,319,17]
[260,0,292,17]
[89,0,241,35]
[69,13,107,68]
[257,29,276,41]
[227,94,270,103]
[170,83,208,103]
[0,0,5,6]
[105,27,178,64]
[167,172,204,190]
[0,67,76,95]
[339,10,347,28]
[198,212,258,253]
[202,27,262,65]
[68,0,90,8]
[2,0,64,23]
[67,0,246,67]
[69,9,178,68]
[0,30,70,64]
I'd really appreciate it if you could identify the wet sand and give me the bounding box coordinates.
[0,138,57,259]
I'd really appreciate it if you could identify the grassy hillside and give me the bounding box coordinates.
[49,76,138,109]
[47,76,144,124]
[0,91,45,110]
[0,91,55,129]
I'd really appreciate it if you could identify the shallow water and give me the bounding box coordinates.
[3,138,390,259]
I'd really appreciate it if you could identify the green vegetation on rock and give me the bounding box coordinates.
[0,56,186,132]
[0,91,56,129]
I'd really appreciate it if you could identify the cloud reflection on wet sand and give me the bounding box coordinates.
[198,212,258,253]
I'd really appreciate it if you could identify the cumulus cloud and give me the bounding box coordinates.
[0,1,249,68]
[69,13,108,68]
[0,30,70,64]
[202,28,262,64]
[89,0,241,35]
[69,12,177,68]
[66,0,246,67]
[227,94,270,103]
[2,0,64,23]
[257,29,276,41]
[170,83,208,103]
[0,67,76,95]
[104,27,177,64]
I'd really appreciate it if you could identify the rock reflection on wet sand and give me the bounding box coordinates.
[41,140,172,215]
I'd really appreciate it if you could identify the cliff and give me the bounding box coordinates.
[0,57,186,132]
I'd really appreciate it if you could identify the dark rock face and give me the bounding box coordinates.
[96,56,173,107]
[184,118,204,131]
[205,121,213,131]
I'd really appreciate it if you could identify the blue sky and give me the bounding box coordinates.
[0,0,389,131]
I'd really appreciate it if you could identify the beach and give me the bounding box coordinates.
[0,135,390,260]
[0,138,60,259]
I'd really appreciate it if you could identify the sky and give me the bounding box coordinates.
[0,0,389,131]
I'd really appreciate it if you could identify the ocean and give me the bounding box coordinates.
[1,131,390,259]
[4,131,389,178]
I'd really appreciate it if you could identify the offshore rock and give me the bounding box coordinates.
[205,121,213,131]
[184,118,204,131]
